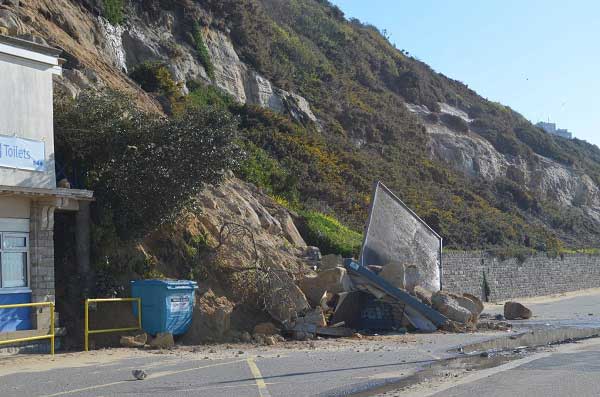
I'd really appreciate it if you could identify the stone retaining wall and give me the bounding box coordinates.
[442,252,600,302]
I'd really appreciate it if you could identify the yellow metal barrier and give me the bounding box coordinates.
[0,302,55,356]
[84,298,142,352]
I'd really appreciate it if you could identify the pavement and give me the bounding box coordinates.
[2,288,600,396]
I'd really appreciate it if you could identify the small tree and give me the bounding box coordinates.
[54,89,242,240]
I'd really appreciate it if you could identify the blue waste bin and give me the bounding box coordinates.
[131,280,198,336]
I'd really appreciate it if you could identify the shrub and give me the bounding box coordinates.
[192,22,215,79]
[129,62,185,114]
[54,89,242,240]
[440,113,469,133]
[103,0,124,25]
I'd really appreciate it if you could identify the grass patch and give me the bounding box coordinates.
[298,210,362,258]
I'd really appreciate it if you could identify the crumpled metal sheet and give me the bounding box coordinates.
[359,182,443,291]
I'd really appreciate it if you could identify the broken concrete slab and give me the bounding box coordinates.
[298,267,354,307]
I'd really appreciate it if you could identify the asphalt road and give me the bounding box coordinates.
[0,333,489,397]
[428,338,600,397]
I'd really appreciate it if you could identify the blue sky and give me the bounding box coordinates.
[330,0,600,147]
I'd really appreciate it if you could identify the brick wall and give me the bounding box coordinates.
[442,251,600,302]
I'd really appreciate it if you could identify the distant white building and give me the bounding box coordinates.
[536,121,573,139]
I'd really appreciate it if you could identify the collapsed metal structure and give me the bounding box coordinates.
[360,181,443,292]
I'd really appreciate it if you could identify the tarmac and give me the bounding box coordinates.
[2,288,600,396]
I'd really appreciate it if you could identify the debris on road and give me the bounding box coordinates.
[120,333,147,348]
[149,332,175,349]
[504,301,533,320]
[132,369,148,380]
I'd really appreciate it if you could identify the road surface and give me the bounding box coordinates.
[407,337,600,397]
[0,333,495,397]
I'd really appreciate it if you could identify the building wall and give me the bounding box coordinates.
[442,251,600,302]
[0,54,56,189]
[0,196,30,218]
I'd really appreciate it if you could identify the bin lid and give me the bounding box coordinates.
[131,279,198,290]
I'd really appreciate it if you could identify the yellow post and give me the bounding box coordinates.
[50,302,55,356]
[136,298,142,330]
[84,299,89,352]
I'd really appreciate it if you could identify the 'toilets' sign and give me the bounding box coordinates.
[0,135,45,171]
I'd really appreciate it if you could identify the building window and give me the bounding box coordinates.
[0,233,29,288]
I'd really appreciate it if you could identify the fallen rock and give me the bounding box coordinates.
[293,307,327,327]
[240,331,252,343]
[320,254,343,270]
[504,301,532,320]
[149,332,175,349]
[414,286,433,306]
[432,291,472,324]
[379,262,405,289]
[453,295,481,324]
[298,267,354,306]
[132,369,147,380]
[181,290,234,344]
[253,322,278,335]
[279,212,307,247]
[120,333,147,348]
[463,293,484,316]
[267,282,311,324]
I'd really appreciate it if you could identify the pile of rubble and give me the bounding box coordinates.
[282,255,494,340]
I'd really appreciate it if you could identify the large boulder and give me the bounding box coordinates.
[279,212,307,247]
[181,289,234,344]
[504,301,532,320]
[320,254,343,271]
[463,293,484,316]
[432,291,472,324]
[379,262,405,289]
[298,267,354,307]
[453,295,481,324]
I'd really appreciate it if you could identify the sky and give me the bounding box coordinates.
[330,0,600,147]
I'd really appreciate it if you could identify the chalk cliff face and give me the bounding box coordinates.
[1,0,600,248]
[406,103,600,225]
[0,0,317,124]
